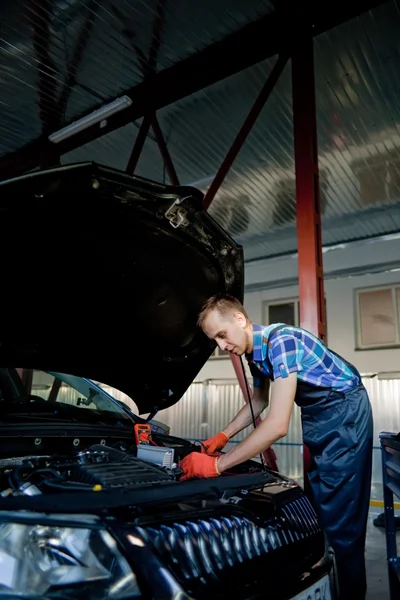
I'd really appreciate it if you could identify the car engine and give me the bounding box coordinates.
[0,443,186,497]
[0,429,266,498]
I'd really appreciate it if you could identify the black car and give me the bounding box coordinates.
[0,163,337,600]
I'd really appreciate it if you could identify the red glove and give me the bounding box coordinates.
[201,431,229,455]
[180,452,220,481]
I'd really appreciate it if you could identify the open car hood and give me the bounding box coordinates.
[0,163,244,415]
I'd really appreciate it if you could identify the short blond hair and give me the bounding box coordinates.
[197,294,249,329]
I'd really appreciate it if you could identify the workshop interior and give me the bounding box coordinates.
[0,1,399,599]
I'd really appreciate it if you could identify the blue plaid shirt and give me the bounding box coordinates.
[247,323,360,392]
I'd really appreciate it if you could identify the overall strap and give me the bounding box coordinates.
[263,325,287,376]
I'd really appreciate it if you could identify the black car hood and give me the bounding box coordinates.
[0,163,244,415]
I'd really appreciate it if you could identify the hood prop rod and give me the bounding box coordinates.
[146,407,159,423]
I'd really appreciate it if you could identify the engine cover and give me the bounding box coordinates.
[69,459,172,488]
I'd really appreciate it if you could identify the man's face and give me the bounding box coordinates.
[202,309,252,356]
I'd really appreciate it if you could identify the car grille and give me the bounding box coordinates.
[135,495,325,599]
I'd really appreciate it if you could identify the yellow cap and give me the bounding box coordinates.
[92,484,102,491]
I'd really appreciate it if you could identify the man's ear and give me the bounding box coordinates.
[233,311,247,328]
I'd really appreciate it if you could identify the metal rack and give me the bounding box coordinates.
[380,431,400,599]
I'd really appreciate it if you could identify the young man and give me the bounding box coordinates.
[180,294,373,600]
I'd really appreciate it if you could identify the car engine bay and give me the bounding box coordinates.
[0,370,335,599]
[0,431,335,600]
[0,435,263,498]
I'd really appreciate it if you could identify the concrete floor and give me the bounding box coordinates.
[365,509,398,599]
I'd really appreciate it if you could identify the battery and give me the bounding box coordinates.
[137,445,175,470]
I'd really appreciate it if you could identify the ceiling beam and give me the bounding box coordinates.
[30,0,59,135]
[56,1,100,131]
[125,114,153,174]
[203,53,289,211]
[0,0,389,181]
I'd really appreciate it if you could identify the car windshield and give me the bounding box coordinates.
[0,369,136,426]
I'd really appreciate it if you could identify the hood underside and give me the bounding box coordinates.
[0,162,244,414]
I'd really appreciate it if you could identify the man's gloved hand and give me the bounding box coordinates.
[201,431,229,455]
[180,452,220,481]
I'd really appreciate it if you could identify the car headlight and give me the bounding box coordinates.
[0,515,141,599]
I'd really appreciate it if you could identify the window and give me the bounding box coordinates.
[263,297,327,336]
[353,149,400,207]
[356,285,400,349]
[263,299,300,327]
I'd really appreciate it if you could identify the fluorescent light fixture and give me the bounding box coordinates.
[48,95,133,144]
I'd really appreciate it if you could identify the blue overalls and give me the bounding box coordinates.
[248,327,373,600]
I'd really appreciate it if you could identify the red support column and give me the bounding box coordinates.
[292,37,327,488]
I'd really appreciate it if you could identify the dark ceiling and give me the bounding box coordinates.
[0,0,399,260]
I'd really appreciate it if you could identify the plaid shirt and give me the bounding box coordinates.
[247,323,360,392]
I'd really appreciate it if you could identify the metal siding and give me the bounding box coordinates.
[363,377,400,499]
[155,381,206,440]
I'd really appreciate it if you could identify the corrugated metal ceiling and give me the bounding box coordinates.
[62,0,400,260]
[0,0,275,153]
[1,0,400,261]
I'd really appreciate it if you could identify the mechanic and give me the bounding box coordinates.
[180,294,373,600]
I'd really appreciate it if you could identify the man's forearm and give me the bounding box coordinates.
[218,373,297,473]
[218,416,286,472]
[222,394,267,439]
